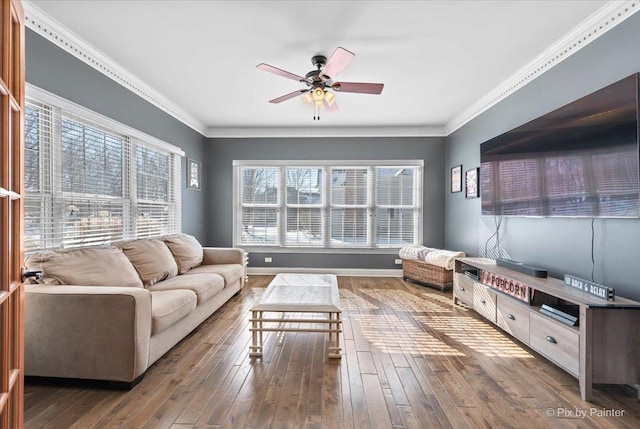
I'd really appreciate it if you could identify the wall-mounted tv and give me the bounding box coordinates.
[480,73,640,218]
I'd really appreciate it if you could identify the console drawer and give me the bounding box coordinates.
[530,312,579,377]
[473,284,497,323]
[496,295,530,344]
[453,273,474,306]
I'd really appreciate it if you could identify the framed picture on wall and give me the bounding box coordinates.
[451,165,462,193]
[187,158,201,191]
[465,167,480,199]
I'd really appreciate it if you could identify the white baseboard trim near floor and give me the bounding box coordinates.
[247,267,403,277]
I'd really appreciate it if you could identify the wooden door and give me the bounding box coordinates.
[0,0,24,427]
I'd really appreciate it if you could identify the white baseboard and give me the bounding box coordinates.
[247,267,403,277]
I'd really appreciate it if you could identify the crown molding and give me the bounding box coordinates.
[445,0,640,135]
[23,2,208,136]
[205,126,445,138]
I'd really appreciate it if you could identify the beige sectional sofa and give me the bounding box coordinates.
[24,233,245,387]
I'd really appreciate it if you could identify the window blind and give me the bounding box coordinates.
[285,167,323,247]
[240,167,280,245]
[24,91,182,252]
[135,143,180,238]
[330,168,369,247]
[234,160,422,251]
[375,167,418,246]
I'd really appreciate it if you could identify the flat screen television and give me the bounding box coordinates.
[480,73,640,218]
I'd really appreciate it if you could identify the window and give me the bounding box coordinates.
[24,87,183,252]
[234,161,422,250]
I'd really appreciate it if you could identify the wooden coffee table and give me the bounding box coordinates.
[249,273,342,359]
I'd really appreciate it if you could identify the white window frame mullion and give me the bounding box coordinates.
[278,165,286,247]
[415,166,423,244]
[126,138,136,239]
[50,106,65,249]
[368,166,375,248]
[232,165,240,245]
[172,152,182,236]
[322,166,329,248]
[37,104,54,251]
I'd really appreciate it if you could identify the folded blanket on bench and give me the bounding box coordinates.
[399,246,465,271]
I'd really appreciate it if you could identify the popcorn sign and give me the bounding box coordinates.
[480,270,529,303]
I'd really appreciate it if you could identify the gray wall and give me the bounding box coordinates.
[445,12,640,300]
[25,29,208,241]
[205,137,445,269]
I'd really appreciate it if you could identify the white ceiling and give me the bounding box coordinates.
[25,0,631,137]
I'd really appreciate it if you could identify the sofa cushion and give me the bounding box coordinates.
[150,289,197,335]
[186,264,243,287]
[162,234,203,274]
[116,238,179,287]
[25,246,143,288]
[148,273,224,305]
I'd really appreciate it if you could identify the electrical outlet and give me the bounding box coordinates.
[395,259,403,265]
[264,257,272,263]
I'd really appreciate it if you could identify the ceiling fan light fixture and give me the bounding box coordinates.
[311,87,325,102]
[302,92,313,105]
[324,91,336,106]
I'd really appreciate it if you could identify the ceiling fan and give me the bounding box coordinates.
[257,47,384,120]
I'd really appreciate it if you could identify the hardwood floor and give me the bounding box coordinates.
[24,276,640,428]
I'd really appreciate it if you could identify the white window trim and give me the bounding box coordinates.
[25,85,184,252]
[233,159,423,253]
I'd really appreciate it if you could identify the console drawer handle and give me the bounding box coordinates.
[546,336,557,344]
[460,287,465,292]
[507,314,515,320]
[480,299,486,304]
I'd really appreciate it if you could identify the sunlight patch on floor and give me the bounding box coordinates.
[358,288,451,313]
[414,315,533,359]
[353,313,465,356]
[419,292,455,306]
[339,289,380,310]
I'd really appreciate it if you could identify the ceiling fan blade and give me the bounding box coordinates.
[269,89,309,104]
[257,63,305,82]
[332,82,384,94]
[320,47,355,81]
[324,100,338,112]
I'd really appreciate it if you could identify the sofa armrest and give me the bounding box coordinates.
[202,247,247,287]
[25,285,152,383]
[202,247,245,265]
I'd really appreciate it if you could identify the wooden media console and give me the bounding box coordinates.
[454,257,640,401]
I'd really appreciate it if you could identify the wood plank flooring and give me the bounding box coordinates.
[24,276,640,428]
